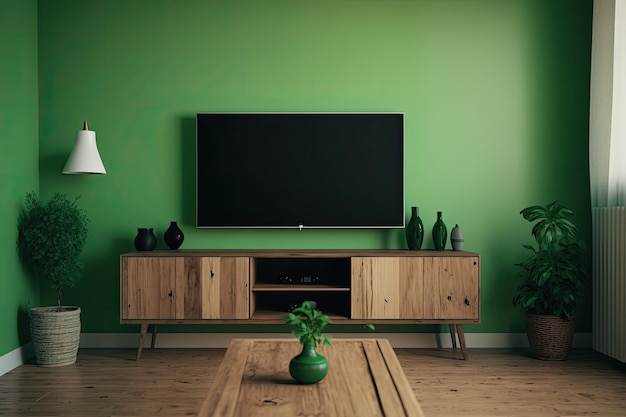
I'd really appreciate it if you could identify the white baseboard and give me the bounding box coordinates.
[0,342,33,377]
[79,332,593,349]
[0,332,592,376]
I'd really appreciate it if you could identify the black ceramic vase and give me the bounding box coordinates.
[432,211,447,250]
[134,228,157,251]
[405,206,424,250]
[163,221,184,250]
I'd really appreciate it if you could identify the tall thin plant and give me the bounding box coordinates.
[17,192,89,310]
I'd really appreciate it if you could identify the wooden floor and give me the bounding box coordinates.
[0,347,624,417]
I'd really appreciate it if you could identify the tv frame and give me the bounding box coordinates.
[195,111,405,229]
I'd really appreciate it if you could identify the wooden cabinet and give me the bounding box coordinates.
[120,250,480,359]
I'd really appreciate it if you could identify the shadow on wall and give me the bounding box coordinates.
[15,206,38,347]
[381,228,406,250]
[39,153,67,180]
[17,305,31,346]
[180,116,196,226]
[55,237,131,333]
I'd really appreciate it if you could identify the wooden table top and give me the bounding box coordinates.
[197,338,425,417]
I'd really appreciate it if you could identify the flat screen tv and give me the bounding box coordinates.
[196,112,404,228]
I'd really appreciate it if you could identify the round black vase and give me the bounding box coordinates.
[134,228,157,251]
[432,211,448,250]
[163,221,184,250]
[405,206,424,250]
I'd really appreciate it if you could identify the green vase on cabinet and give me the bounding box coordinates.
[405,206,424,250]
[432,211,447,250]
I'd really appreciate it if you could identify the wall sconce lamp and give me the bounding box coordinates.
[62,121,107,174]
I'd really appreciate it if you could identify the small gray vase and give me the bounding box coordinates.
[450,224,464,251]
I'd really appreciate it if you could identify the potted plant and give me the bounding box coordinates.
[282,301,333,384]
[512,201,587,360]
[17,192,89,367]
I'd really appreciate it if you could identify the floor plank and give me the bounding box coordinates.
[0,348,624,416]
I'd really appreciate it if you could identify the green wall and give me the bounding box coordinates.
[0,0,40,356]
[4,0,593,351]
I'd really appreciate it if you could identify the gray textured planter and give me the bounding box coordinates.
[30,306,81,367]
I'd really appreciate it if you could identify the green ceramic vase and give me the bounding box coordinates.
[289,341,329,384]
[432,211,447,250]
[405,206,424,250]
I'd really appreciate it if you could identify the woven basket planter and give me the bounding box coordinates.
[526,313,575,361]
[30,306,81,367]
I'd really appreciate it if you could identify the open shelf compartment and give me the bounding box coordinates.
[250,257,352,319]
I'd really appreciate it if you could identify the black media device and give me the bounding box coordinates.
[287,300,318,312]
[278,274,320,284]
[196,112,405,228]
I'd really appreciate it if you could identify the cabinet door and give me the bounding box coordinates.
[200,257,250,319]
[122,256,250,320]
[423,256,479,320]
[122,257,182,320]
[351,257,424,319]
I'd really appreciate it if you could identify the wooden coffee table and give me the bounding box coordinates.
[198,338,424,417]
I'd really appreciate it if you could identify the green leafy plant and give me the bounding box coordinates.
[512,202,587,318]
[282,301,333,348]
[17,192,89,310]
[282,302,376,348]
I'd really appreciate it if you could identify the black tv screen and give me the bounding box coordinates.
[196,112,404,228]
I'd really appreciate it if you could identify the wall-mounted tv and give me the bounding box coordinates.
[196,112,404,228]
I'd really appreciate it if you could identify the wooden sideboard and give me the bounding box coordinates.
[120,250,480,359]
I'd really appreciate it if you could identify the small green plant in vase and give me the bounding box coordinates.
[282,302,376,383]
[282,301,331,384]
[283,301,333,348]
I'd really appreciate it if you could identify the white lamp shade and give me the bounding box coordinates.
[62,129,106,174]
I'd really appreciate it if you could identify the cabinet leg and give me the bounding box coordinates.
[456,324,468,360]
[137,323,149,361]
[151,325,158,348]
[448,324,457,349]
